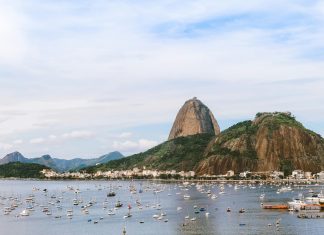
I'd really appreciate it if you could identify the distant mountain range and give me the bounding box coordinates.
[0,151,124,172]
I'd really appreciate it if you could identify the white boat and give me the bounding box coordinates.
[288,198,304,211]
[20,209,30,216]
[183,194,190,199]
[277,186,292,193]
[305,191,324,204]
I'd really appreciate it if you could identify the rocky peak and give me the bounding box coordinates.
[168,97,220,140]
[41,155,52,160]
[0,151,28,164]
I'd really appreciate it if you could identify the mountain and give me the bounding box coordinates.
[30,155,58,171]
[0,151,29,165]
[84,112,324,176]
[168,97,220,140]
[0,162,49,178]
[84,134,213,173]
[196,112,324,175]
[52,151,124,172]
[0,151,124,172]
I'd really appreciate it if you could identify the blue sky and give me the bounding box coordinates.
[0,0,324,158]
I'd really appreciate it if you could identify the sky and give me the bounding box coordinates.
[0,0,324,158]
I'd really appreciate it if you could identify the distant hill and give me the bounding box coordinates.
[0,151,124,172]
[0,162,49,178]
[83,134,214,173]
[83,112,324,176]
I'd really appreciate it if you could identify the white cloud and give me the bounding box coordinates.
[61,130,93,139]
[0,0,323,157]
[118,132,133,138]
[112,139,158,153]
[29,137,45,144]
[12,139,23,144]
[48,134,57,140]
[0,142,13,151]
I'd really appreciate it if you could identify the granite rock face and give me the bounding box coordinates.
[195,112,324,175]
[168,97,220,140]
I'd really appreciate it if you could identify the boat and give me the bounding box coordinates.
[20,209,30,216]
[183,194,190,200]
[108,209,115,215]
[300,204,321,211]
[73,198,79,205]
[288,198,304,211]
[277,186,292,194]
[115,200,123,208]
[262,204,288,209]
[305,191,324,204]
[107,191,116,197]
[124,204,132,218]
[211,194,218,200]
[239,208,245,213]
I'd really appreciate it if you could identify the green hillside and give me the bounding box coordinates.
[83,133,214,173]
[0,162,49,178]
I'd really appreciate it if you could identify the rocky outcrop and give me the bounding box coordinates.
[0,151,29,165]
[196,112,324,175]
[168,97,220,140]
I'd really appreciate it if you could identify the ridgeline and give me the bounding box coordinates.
[83,111,324,176]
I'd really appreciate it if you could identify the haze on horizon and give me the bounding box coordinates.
[0,0,324,159]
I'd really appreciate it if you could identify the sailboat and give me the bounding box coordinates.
[123,204,132,218]
[115,200,123,208]
[107,184,116,197]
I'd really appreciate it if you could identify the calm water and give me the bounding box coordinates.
[0,180,323,235]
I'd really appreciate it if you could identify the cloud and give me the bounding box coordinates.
[112,139,158,153]
[29,137,45,144]
[0,142,13,151]
[61,130,93,139]
[12,139,23,144]
[0,0,323,157]
[48,134,57,140]
[118,132,133,138]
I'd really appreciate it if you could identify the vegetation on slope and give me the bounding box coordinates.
[207,120,258,160]
[199,112,324,175]
[84,112,323,175]
[84,134,214,173]
[0,162,49,178]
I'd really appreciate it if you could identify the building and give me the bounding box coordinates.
[239,171,251,178]
[269,171,284,179]
[226,170,235,177]
[316,171,324,180]
[304,172,312,179]
[292,170,304,179]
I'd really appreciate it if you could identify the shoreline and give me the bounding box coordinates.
[0,177,323,184]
